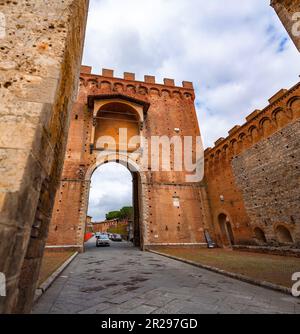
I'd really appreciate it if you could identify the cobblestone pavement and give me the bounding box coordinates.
[33,238,300,314]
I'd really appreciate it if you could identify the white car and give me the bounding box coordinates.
[96,234,110,247]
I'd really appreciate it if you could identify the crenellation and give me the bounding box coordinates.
[214,137,225,146]
[246,109,261,122]
[144,75,156,84]
[268,88,288,104]
[80,65,92,74]
[81,65,194,91]
[182,81,194,89]
[228,125,241,135]
[102,68,114,77]
[124,72,136,81]
[164,78,175,87]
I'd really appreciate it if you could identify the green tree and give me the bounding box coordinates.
[120,206,133,220]
[106,211,121,220]
[105,207,133,221]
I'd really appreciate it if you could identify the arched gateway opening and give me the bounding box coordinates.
[86,160,143,248]
[84,96,146,249]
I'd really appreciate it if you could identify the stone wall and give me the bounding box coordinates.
[271,0,300,51]
[232,119,300,246]
[204,83,300,247]
[0,0,89,314]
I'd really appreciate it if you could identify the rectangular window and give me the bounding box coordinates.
[173,196,180,208]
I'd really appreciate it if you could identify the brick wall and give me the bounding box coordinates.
[92,220,129,234]
[47,67,210,250]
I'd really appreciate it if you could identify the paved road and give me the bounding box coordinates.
[33,238,300,314]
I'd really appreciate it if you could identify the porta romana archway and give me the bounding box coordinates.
[46,67,211,252]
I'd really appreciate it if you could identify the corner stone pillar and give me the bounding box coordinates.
[0,0,89,313]
[271,0,300,51]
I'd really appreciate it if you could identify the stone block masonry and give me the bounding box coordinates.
[232,119,300,246]
[0,0,89,313]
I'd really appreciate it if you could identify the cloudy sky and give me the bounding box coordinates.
[87,163,133,222]
[84,0,300,221]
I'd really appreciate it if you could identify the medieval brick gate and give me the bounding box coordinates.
[46,66,213,252]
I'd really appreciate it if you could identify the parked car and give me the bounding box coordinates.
[95,232,108,239]
[111,234,122,242]
[96,234,110,247]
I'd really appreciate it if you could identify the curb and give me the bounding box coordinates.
[34,252,79,303]
[148,250,292,296]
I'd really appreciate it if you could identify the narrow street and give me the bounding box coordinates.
[33,238,300,314]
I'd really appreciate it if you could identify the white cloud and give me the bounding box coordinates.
[87,162,132,221]
[83,0,300,215]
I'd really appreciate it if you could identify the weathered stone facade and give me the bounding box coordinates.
[204,83,300,247]
[271,0,300,51]
[47,67,210,251]
[0,0,89,314]
[232,118,300,246]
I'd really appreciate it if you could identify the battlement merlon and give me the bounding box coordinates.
[81,65,92,74]
[80,65,194,90]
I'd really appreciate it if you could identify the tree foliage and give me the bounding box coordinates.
[105,211,121,220]
[120,206,133,220]
[105,206,133,220]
